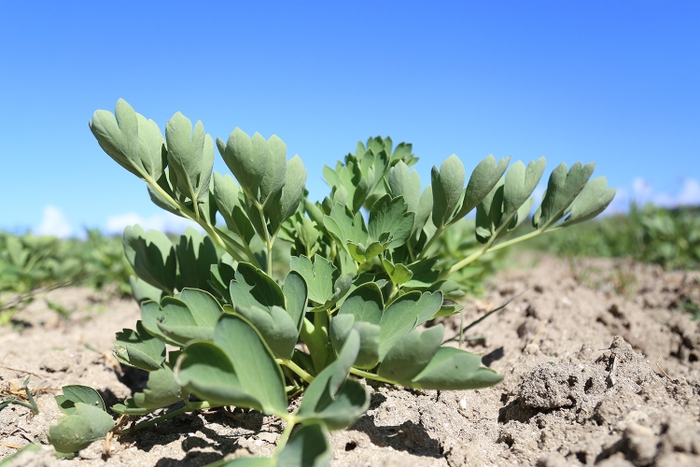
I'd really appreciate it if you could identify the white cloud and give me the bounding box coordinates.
[105,212,203,235]
[631,177,700,208]
[34,205,73,238]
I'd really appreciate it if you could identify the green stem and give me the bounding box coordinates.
[349,368,395,384]
[121,401,217,434]
[273,417,297,458]
[145,176,241,261]
[277,359,314,384]
[442,227,551,280]
[416,226,445,260]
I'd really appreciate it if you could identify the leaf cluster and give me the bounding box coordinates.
[48,99,615,465]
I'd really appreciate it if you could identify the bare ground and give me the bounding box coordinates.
[1,254,699,467]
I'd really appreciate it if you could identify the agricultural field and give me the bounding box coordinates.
[1,101,698,467]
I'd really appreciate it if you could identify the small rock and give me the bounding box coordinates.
[622,423,657,466]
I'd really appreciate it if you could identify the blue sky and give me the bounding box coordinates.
[1,1,698,237]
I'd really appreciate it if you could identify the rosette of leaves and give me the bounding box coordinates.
[48,99,615,465]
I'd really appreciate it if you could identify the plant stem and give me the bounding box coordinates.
[119,401,217,434]
[442,228,549,279]
[417,226,444,260]
[273,417,297,458]
[277,359,314,384]
[348,368,395,384]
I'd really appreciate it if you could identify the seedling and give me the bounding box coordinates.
[48,99,615,464]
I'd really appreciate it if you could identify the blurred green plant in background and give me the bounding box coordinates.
[523,203,700,271]
[0,229,133,322]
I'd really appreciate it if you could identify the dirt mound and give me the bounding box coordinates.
[1,255,699,466]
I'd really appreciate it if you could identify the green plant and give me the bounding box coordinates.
[47,99,615,464]
[0,229,133,322]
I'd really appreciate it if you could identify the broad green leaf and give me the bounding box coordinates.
[338,283,383,325]
[165,112,214,206]
[276,423,332,467]
[503,158,546,220]
[298,330,369,430]
[54,386,107,415]
[562,176,616,226]
[475,178,505,243]
[378,325,443,385]
[330,314,381,370]
[123,225,177,293]
[431,155,465,227]
[132,366,183,409]
[234,305,298,359]
[268,155,307,233]
[283,270,307,330]
[229,263,285,310]
[290,255,338,306]
[89,99,165,180]
[413,186,434,236]
[323,203,368,253]
[128,276,163,304]
[220,458,275,467]
[260,134,287,205]
[453,155,511,220]
[213,172,256,243]
[176,288,223,330]
[113,321,166,371]
[411,346,504,389]
[381,258,413,285]
[217,128,268,199]
[176,341,259,408]
[48,403,114,454]
[378,291,442,359]
[387,161,421,216]
[175,228,219,292]
[533,162,596,229]
[368,195,415,249]
[141,296,215,346]
[346,239,386,263]
[215,315,287,414]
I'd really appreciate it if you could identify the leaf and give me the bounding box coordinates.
[123,225,177,293]
[259,134,287,205]
[165,112,214,206]
[54,385,107,415]
[89,99,165,181]
[48,403,114,454]
[234,305,299,359]
[113,321,166,371]
[387,160,421,216]
[562,176,616,226]
[175,228,219,292]
[453,154,511,220]
[411,347,504,389]
[213,172,255,243]
[431,155,466,228]
[381,258,413,285]
[298,330,369,430]
[276,423,332,467]
[503,158,546,220]
[329,314,381,369]
[337,283,383,325]
[215,315,287,414]
[378,291,442,359]
[229,263,286,310]
[377,326,443,385]
[268,155,307,232]
[176,341,259,408]
[283,270,307,330]
[323,203,368,253]
[140,291,222,346]
[217,128,268,200]
[368,195,415,249]
[132,366,183,409]
[533,162,596,229]
[290,255,338,306]
[129,275,164,304]
[475,178,505,243]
